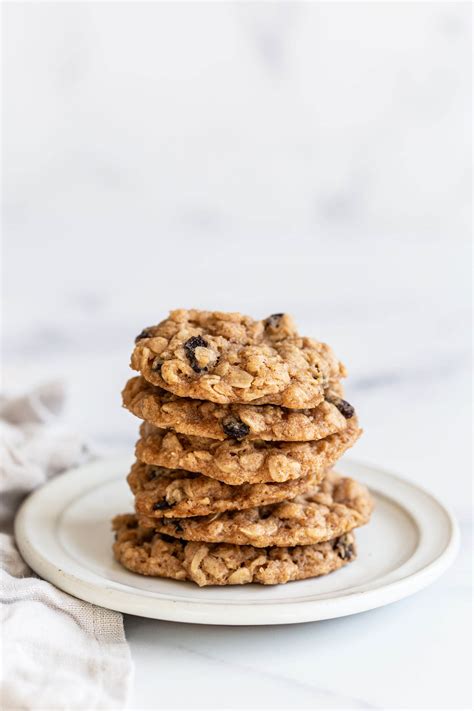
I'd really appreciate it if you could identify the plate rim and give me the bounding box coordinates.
[14,457,460,625]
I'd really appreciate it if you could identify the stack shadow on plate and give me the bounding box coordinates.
[113,310,374,587]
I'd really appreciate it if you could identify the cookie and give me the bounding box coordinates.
[128,461,328,519]
[135,418,361,485]
[123,376,352,442]
[112,514,357,586]
[139,472,373,547]
[131,310,346,409]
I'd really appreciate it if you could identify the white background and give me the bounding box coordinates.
[3,2,472,709]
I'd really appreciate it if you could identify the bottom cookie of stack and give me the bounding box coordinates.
[112,513,357,587]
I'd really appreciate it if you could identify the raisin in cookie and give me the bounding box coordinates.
[123,376,353,442]
[112,514,357,586]
[135,418,361,485]
[131,310,346,409]
[139,472,373,547]
[128,461,327,519]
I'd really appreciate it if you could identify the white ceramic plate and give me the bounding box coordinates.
[15,457,459,625]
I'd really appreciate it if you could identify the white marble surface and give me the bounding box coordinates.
[3,3,472,709]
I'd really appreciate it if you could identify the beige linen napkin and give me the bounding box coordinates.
[0,383,132,710]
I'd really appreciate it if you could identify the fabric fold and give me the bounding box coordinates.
[0,383,132,710]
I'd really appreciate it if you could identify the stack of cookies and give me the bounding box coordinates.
[113,310,373,587]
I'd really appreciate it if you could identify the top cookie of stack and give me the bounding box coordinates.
[130,309,346,409]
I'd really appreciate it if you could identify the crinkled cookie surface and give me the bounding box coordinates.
[135,418,361,485]
[123,375,352,442]
[131,310,346,408]
[128,461,327,519]
[139,472,374,547]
